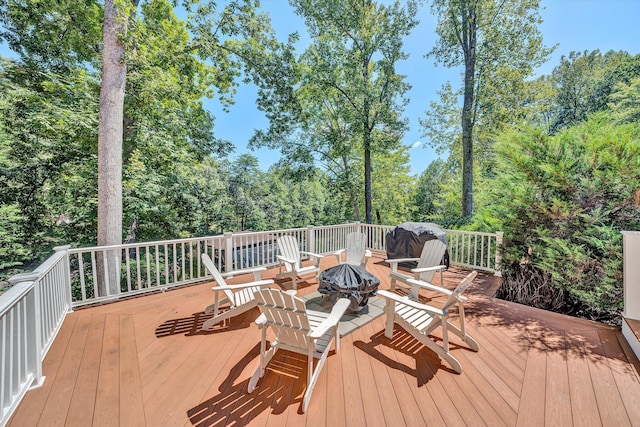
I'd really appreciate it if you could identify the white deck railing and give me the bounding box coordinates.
[0,222,502,425]
[60,223,504,307]
[1,246,71,427]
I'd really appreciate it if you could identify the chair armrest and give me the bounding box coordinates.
[333,249,345,263]
[405,278,452,296]
[277,255,297,265]
[385,257,419,265]
[222,266,268,281]
[309,298,350,338]
[211,280,274,292]
[255,313,267,326]
[410,265,445,275]
[300,251,324,260]
[377,290,445,316]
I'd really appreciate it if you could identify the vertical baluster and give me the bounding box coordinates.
[125,246,132,292]
[101,250,110,297]
[188,241,193,280]
[181,242,186,282]
[1,315,6,411]
[172,243,177,284]
[8,309,14,400]
[16,299,23,390]
[145,246,151,289]
[487,238,498,270]
[90,251,98,298]
[78,253,87,302]
[135,245,141,290]
[474,234,478,267]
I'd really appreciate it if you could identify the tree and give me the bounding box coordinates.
[97,0,136,294]
[548,50,640,132]
[610,77,640,124]
[487,115,640,321]
[254,0,418,224]
[426,0,552,216]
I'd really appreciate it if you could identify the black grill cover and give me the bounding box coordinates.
[385,222,449,268]
[318,264,379,312]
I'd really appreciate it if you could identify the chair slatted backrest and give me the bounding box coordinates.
[277,235,302,271]
[442,270,478,311]
[201,253,234,303]
[254,288,311,350]
[344,232,367,266]
[416,240,447,282]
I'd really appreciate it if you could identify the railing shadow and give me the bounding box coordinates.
[155,308,255,338]
[187,344,310,426]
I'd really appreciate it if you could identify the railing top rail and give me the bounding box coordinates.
[445,230,498,237]
[31,246,69,276]
[67,235,228,254]
[0,280,35,317]
[313,223,358,230]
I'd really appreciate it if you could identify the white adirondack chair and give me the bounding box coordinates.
[275,235,324,290]
[333,232,372,269]
[386,239,447,301]
[200,253,274,330]
[248,288,350,413]
[377,270,480,374]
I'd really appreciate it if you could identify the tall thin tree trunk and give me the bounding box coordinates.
[460,2,477,218]
[342,154,361,221]
[363,56,373,225]
[97,0,128,296]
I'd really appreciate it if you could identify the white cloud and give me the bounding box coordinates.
[410,141,422,149]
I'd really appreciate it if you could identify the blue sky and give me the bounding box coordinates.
[2,0,639,175]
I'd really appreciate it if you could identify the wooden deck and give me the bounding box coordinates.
[8,255,640,426]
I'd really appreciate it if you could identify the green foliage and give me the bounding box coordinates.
[252,0,418,223]
[0,204,27,270]
[609,77,640,125]
[426,0,553,216]
[548,50,640,133]
[485,115,640,321]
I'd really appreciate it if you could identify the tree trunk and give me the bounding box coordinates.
[363,56,373,225]
[342,154,361,221]
[364,133,372,224]
[460,2,477,218]
[97,0,128,296]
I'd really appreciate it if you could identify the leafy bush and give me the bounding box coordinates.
[486,115,640,322]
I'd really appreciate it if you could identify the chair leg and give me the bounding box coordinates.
[248,329,277,393]
[408,322,463,374]
[302,347,329,413]
[383,299,395,339]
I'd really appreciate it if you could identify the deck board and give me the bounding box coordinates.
[7,255,640,426]
[516,329,547,427]
[544,331,572,427]
[65,314,105,426]
[566,330,602,427]
[38,314,90,426]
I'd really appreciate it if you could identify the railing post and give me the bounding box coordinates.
[494,232,504,277]
[307,225,316,253]
[622,231,640,320]
[53,245,73,312]
[224,232,234,273]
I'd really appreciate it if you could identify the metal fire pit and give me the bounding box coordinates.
[318,264,380,313]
